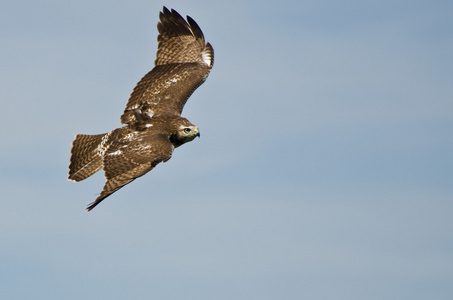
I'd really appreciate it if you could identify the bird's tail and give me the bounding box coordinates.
[68,133,108,182]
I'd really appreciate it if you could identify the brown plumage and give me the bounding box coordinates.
[120,7,213,126]
[68,7,213,211]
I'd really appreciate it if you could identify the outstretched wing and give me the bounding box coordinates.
[86,133,174,211]
[120,7,214,126]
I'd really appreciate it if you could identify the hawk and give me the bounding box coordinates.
[68,7,214,211]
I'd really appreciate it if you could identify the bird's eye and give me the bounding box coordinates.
[183,128,192,134]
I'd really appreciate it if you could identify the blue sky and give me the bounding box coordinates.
[1,0,452,299]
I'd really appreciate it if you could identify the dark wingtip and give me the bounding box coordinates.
[86,196,104,212]
[186,15,204,40]
[86,202,97,212]
[158,7,203,38]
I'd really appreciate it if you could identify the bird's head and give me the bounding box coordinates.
[169,118,200,147]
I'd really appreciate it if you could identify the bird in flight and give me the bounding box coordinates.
[68,7,214,211]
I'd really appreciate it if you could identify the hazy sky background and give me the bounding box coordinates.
[1,0,452,299]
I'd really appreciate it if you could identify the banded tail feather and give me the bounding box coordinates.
[68,133,109,182]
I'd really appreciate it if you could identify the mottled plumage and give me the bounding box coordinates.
[68,7,213,211]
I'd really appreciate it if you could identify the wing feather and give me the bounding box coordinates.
[120,7,214,126]
[86,133,173,211]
